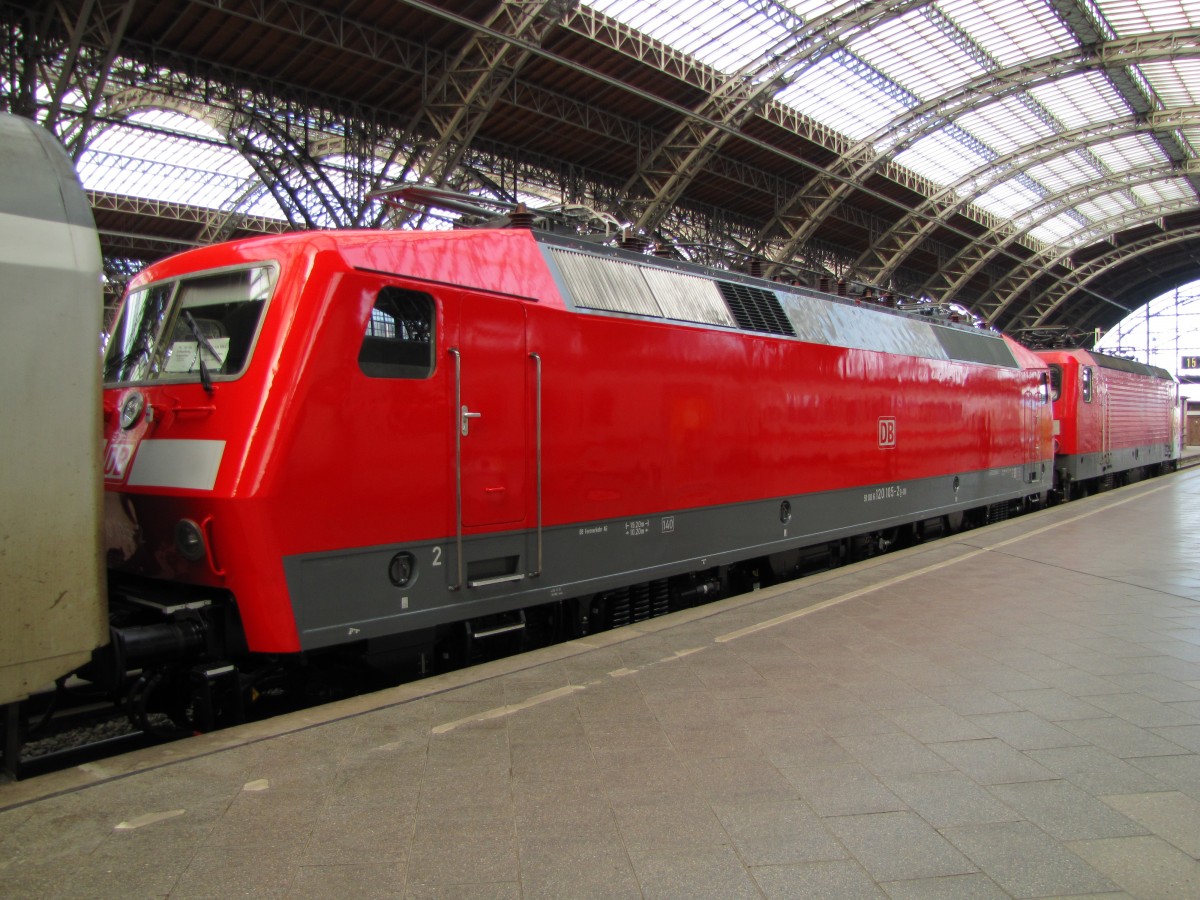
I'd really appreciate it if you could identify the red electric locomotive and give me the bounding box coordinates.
[97,226,1054,722]
[1036,349,1180,499]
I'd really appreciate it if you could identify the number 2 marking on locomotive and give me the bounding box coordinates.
[432,546,443,567]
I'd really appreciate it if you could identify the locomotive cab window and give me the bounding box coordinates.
[1048,365,1061,402]
[1082,366,1093,403]
[358,288,434,379]
[103,265,276,386]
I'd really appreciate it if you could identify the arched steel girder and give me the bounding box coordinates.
[998,225,1200,336]
[756,28,1200,270]
[94,88,369,231]
[621,0,925,235]
[35,0,137,158]
[1027,226,1200,331]
[224,113,362,229]
[849,106,1200,286]
[1049,0,1199,196]
[977,197,1200,327]
[922,161,1196,312]
[369,0,577,228]
[88,91,288,241]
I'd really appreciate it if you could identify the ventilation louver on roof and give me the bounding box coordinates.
[933,326,1018,368]
[1089,351,1172,380]
[550,248,735,327]
[716,282,795,336]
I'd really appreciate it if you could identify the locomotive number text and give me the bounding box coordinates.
[863,484,907,503]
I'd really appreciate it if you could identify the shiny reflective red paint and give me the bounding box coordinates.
[104,229,1055,653]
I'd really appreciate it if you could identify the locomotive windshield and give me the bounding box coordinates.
[103,265,276,386]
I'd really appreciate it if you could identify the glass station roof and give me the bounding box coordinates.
[74,0,1199,252]
[589,0,1199,249]
[80,107,285,219]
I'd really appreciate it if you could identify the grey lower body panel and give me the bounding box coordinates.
[285,462,1050,650]
[1058,442,1177,483]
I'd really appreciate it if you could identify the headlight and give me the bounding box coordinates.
[175,519,206,561]
[120,391,145,429]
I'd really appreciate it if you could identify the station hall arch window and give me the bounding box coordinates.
[358,288,435,379]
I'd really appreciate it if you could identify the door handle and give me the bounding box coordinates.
[461,405,482,436]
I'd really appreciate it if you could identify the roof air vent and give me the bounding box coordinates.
[717,281,795,336]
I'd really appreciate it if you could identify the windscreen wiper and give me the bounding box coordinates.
[181,310,217,394]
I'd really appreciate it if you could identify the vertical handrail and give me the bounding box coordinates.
[529,352,543,577]
[448,347,463,591]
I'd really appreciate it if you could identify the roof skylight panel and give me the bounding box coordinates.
[1138,60,1200,107]
[1027,71,1136,130]
[895,128,993,184]
[938,0,1079,67]
[1025,153,1107,195]
[777,52,913,141]
[778,0,834,18]
[851,7,985,101]
[87,111,250,175]
[79,149,247,206]
[956,97,1058,155]
[585,0,792,73]
[76,110,277,212]
[244,191,287,220]
[1089,133,1171,173]
[1094,0,1199,34]
[1180,126,1200,156]
[976,177,1045,219]
[1029,213,1086,245]
[1076,192,1140,223]
[1132,178,1198,206]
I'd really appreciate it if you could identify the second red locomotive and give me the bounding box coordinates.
[1036,349,1180,499]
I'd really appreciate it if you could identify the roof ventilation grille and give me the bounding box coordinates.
[717,281,795,336]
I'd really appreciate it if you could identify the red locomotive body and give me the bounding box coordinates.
[100,228,1053,685]
[1036,349,1179,497]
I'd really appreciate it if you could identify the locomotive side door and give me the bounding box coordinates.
[1027,381,1046,480]
[450,293,528,529]
[1100,375,1111,470]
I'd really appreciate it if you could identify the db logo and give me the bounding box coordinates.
[103,438,137,482]
[878,417,897,448]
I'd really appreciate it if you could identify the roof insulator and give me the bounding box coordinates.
[619,227,648,252]
[507,202,535,229]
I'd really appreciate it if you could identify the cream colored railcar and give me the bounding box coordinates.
[0,114,107,709]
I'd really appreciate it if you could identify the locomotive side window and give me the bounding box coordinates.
[358,288,434,379]
[1048,365,1061,401]
[1082,366,1093,402]
[103,265,276,385]
[103,282,175,383]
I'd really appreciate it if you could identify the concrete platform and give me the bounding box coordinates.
[4,467,1200,898]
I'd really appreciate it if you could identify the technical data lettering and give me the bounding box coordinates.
[863,484,907,503]
[578,524,608,536]
[624,518,651,537]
